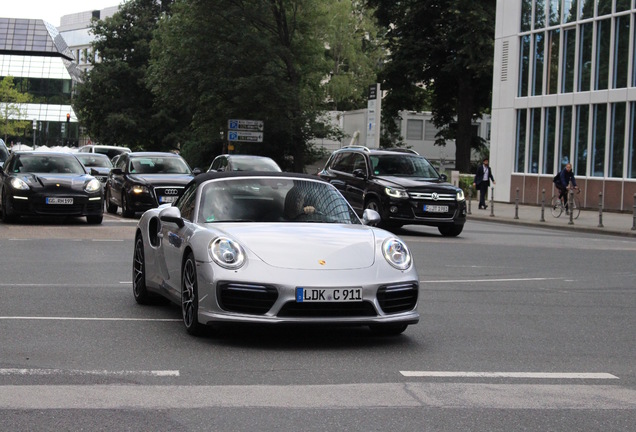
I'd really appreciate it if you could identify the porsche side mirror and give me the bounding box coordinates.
[439,174,448,182]
[160,206,185,228]
[192,168,202,175]
[353,168,367,179]
[362,209,381,226]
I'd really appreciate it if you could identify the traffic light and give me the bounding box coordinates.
[66,113,70,123]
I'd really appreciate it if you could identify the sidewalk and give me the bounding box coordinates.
[466,199,636,237]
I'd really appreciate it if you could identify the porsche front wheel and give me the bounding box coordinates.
[182,253,204,336]
[1,191,17,223]
[133,234,151,304]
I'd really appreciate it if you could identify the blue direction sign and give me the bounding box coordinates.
[228,131,263,142]
[227,119,264,132]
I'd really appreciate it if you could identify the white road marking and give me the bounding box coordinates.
[0,368,179,377]
[0,383,634,409]
[421,277,561,284]
[91,239,124,242]
[0,316,180,322]
[400,371,619,379]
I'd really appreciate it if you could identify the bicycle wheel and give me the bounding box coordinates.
[550,195,563,218]
[570,196,581,219]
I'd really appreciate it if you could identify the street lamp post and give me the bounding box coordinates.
[32,119,37,148]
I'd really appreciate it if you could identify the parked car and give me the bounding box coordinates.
[78,144,131,160]
[318,146,466,236]
[75,153,113,186]
[208,154,282,172]
[132,171,419,336]
[0,139,9,168]
[105,152,199,217]
[0,151,103,224]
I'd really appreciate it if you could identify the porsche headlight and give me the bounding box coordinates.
[456,189,465,201]
[382,238,412,270]
[209,237,246,269]
[85,178,101,192]
[132,185,149,194]
[10,177,30,190]
[384,187,409,199]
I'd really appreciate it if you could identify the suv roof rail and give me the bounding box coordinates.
[385,147,419,155]
[340,145,370,152]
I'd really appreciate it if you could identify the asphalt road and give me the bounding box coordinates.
[1,214,635,431]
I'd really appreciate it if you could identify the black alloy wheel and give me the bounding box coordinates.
[121,192,134,218]
[182,252,204,336]
[86,215,103,224]
[132,234,151,304]
[105,188,118,214]
[438,224,463,237]
[1,191,17,223]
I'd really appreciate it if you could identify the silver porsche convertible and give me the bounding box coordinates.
[132,172,419,336]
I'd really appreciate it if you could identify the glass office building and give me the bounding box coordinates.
[491,0,636,211]
[0,18,81,147]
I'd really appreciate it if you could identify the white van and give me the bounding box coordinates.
[78,144,131,160]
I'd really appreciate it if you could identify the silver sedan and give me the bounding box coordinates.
[132,172,419,336]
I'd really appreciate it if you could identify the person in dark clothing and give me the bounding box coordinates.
[473,158,496,209]
[554,163,579,210]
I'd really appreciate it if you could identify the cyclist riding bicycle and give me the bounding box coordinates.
[553,163,579,210]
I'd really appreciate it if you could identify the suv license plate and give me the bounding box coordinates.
[160,196,178,203]
[46,197,73,205]
[296,287,362,302]
[424,205,448,213]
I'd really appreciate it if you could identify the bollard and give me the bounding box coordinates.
[467,187,472,215]
[568,182,574,225]
[598,192,604,228]
[489,186,495,217]
[540,188,546,222]
[514,188,519,219]
[632,194,636,231]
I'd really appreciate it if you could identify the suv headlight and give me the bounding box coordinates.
[84,178,101,192]
[132,185,149,194]
[382,238,412,270]
[10,177,30,190]
[456,189,465,201]
[384,187,409,199]
[209,237,246,269]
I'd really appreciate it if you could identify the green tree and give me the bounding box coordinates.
[73,0,175,151]
[368,0,495,172]
[149,0,376,171]
[0,76,32,143]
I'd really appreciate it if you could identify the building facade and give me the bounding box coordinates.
[0,18,81,147]
[491,0,636,211]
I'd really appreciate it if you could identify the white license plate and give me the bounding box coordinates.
[159,196,178,203]
[46,197,73,205]
[423,205,448,213]
[296,287,362,302]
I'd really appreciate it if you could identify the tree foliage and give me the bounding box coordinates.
[73,0,175,151]
[0,76,32,143]
[368,0,495,171]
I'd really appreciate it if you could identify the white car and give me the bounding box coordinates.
[132,172,420,336]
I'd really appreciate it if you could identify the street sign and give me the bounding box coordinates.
[227,131,264,142]
[228,119,264,132]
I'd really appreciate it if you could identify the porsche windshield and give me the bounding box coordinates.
[198,178,360,224]
[14,154,86,174]
[370,154,440,179]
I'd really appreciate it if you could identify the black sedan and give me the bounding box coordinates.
[105,152,199,217]
[0,151,104,224]
[75,153,113,186]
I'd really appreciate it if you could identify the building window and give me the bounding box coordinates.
[597,0,612,16]
[609,102,626,178]
[613,15,630,89]
[424,120,439,141]
[579,23,593,91]
[515,109,527,173]
[592,103,607,177]
[543,106,557,174]
[575,105,589,176]
[529,108,541,173]
[521,0,532,32]
[561,27,575,93]
[630,102,636,178]
[563,0,577,23]
[547,29,560,94]
[616,0,631,12]
[533,32,545,95]
[595,19,611,90]
[519,35,531,96]
[549,0,561,26]
[535,0,546,29]
[406,119,423,140]
[559,106,573,168]
[579,0,594,19]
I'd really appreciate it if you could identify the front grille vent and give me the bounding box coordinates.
[377,283,418,314]
[409,192,455,201]
[217,283,278,315]
[278,301,377,318]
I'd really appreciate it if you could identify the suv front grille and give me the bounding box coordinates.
[377,283,418,314]
[409,192,456,201]
[218,283,278,315]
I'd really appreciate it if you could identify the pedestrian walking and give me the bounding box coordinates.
[473,157,495,209]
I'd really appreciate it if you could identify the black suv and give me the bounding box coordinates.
[318,146,466,236]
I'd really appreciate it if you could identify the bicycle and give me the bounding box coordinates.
[550,188,581,219]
